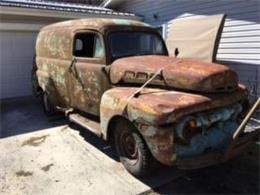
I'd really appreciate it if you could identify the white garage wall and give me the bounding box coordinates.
[119,0,260,99]
[0,31,37,99]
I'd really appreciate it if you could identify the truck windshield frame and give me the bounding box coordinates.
[108,31,168,61]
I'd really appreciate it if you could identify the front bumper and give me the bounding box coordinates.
[138,121,259,168]
[176,130,259,169]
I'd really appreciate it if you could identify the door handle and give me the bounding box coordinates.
[69,58,77,72]
[69,57,82,86]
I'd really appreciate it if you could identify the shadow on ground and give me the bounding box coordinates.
[68,122,260,194]
[0,96,66,138]
[153,143,259,194]
[69,121,119,161]
[69,122,185,188]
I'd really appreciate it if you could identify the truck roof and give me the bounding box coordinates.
[41,18,149,32]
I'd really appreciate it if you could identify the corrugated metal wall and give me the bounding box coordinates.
[119,0,260,99]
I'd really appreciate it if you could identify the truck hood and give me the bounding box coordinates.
[110,55,238,93]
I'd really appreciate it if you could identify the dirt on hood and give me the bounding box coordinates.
[110,55,238,93]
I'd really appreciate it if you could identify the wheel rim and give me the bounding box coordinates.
[119,129,139,165]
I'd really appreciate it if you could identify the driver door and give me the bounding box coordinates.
[69,31,110,116]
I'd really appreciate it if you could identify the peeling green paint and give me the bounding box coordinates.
[112,19,131,25]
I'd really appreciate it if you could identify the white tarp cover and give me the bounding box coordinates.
[166,14,226,62]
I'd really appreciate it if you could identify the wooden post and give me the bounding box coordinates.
[233,98,260,140]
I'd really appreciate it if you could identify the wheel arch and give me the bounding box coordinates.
[105,115,151,152]
[105,115,127,143]
[99,89,175,166]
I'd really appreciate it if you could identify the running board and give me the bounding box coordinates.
[68,113,101,137]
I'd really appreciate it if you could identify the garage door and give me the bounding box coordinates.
[0,31,38,99]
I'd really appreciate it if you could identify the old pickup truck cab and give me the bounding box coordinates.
[34,18,258,177]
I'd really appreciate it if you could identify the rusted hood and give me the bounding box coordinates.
[103,85,247,125]
[110,56,238,93]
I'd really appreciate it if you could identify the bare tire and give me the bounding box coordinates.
[114,119,153,177]
[42,92,56,116]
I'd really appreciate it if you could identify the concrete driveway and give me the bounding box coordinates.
[0,97,184,195]
[0,97,259,194]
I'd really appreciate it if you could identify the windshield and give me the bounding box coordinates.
[108,31,167,60]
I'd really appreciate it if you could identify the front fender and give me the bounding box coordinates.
[100,87,176,166]
[100,87,131,139]
[136,123,175,166]
[100,87,159,139]
[100,87,165,138]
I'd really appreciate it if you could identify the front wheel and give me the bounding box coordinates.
[114,120,153,177]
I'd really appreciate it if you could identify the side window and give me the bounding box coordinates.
[74,33,104,58]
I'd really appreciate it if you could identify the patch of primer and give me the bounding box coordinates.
[112,19,131,25]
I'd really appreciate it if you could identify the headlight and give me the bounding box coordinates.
[176,116,202,144]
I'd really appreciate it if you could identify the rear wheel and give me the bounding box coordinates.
[42,92,56,116]
[31,55,41,97]
[113,119,153,177]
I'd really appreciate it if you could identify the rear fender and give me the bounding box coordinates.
[36,70,50,92]
[36,70,60,106]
